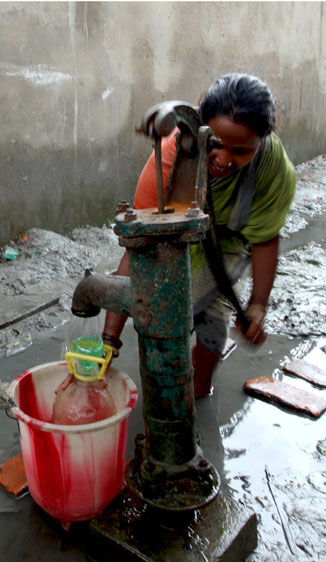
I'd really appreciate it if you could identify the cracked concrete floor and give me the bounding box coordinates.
[0,153,326,561]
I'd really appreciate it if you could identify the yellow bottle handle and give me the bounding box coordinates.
[65,345,113,382]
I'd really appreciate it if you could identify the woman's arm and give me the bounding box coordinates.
[102,250,130,349]
[103,132,177,348]
[237,234,279,345]
[250,234,279,307]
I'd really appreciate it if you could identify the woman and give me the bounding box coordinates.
[102,73,296,399]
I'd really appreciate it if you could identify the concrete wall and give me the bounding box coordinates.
[0,1,325,246]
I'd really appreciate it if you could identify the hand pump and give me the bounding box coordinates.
[71,101,257,561]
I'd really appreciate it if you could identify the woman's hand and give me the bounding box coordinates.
[236,235,279,346]
[236,303,267,346]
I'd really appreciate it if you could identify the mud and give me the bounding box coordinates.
[0,154,325,359]
[0,152,326,561]
[0,225,124,357]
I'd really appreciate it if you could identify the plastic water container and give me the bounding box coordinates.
[72,335,104,377]
[8,361,138,523]
[52,336,115,425]
[52,378,117,425]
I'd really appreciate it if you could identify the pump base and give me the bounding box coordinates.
[86,488,257,562]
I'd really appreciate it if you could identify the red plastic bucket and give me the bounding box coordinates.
[8,362,138,522]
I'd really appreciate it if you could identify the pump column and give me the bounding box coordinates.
[130,238,195,465]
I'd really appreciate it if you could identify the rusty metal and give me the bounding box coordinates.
[141,101,214,211]
[71,203,216,510]
[114,207,219,511]
[141,101,201,139]
[124,208,137,222]
[154,133,165,214]
[185,207,200,218]
[126,437,220,511]
[82,100,258,561]
[71,101,221,512]
[116,200,130,213]
[195,125,213,210]
[116,230,208,249]
[114,207,209,239]
[71,268,130,318]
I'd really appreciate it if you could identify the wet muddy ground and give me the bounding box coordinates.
[0,153,326,561]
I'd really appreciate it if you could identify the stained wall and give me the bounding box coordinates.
[0,2,325,244]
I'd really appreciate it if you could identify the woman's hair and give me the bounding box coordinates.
[199,73,276,138]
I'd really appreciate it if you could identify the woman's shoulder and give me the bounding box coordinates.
[258,131,296,185]
[264,132,294,166]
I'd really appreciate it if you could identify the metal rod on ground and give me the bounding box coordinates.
[0,298,60,331]
[265,465,298,557]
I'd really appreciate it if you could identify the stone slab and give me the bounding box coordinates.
[243,376,326,418]
[86,489,257,562]
[0,452,28,497]
[282,359,326,388]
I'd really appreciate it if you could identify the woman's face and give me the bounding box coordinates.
[207,115,261,178]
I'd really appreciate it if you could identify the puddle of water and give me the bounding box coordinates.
[280,214,326,253]
[221,337,326,561]
[1,156,326,559]
[1,329,325,560]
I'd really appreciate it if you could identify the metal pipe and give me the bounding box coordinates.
[71,268,131,318]
[154,133,165,214]
[129,240,195,465]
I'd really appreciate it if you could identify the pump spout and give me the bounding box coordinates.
[71,268,131,318]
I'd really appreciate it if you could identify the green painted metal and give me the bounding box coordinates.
[73,100,257,558]
[129,241,192,338]
[114,208,220,510]
[127,240,195,463]
[115,209,209,238]
[71,101,220,511]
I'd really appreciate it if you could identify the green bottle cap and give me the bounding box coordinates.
[72,336,104,377]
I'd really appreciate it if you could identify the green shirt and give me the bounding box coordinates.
[191,132,296,271]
